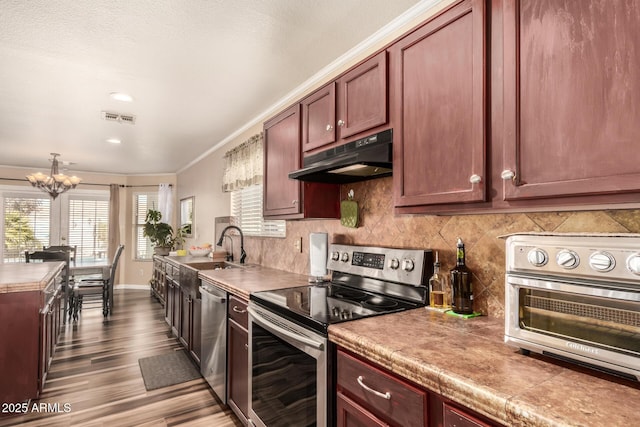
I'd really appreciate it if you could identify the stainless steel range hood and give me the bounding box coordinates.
[288,129,392,184]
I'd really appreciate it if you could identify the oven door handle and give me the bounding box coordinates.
[248,306,324,351]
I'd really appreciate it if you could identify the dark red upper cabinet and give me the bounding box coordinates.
[264,104,340,219]
[390,0,487,210]
[501,0,640,201]
[301,82,336,153]
[336,51,388,140]
[264,104,303,218]
[302,51,388,154]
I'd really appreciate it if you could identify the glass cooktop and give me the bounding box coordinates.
[250,282,420,335]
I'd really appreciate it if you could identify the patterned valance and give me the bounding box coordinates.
[222,132,263,192]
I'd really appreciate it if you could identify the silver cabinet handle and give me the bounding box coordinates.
[326,124,333,131]
[357,376,391,400]
[292,200,298,205]
[469,174,482,184]
[337,119,345,127]
[232,305,247,314]
[501,169,516,181]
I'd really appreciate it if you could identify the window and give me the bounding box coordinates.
[231,184,285,237]
[134,193,158,260]
[3,194,51,262]
[68,196,109,263]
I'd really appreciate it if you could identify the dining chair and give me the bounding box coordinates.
[25,250,73,322]
[43,245,77,266]
[72,244,124,320]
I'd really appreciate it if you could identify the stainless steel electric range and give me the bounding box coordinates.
[247,244,434,427]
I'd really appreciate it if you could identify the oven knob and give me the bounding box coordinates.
[388,258,400,269]
[527,248,548,267]
[331,251,340,261]
[589,251,615,272]
[626,253,640,276]
[340,252,349,262]
[556,250,579,269]
[401,259,415,272]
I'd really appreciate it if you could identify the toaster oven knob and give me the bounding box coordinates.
[556,250,579,269]
[388,258,400,269]
[589,251,615,272]
[340,252,349,262]
[401,259,415,272]
[527,248,548,267]
[626,253,640,275]
[331,251,340,261]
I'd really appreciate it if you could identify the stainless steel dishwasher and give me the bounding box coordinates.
[200,280,227,403]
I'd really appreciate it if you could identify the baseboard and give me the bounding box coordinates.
[114,284,150,290]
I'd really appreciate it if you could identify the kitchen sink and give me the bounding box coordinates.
[184,261,242,271]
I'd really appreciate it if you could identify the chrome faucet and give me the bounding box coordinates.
[216,225,246,264]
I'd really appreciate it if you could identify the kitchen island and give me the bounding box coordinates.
[0,262,66,402]
[329,307,640,427]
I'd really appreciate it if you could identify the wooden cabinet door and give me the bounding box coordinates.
[390,0,486,208]
[264,104,302,218]
[302,82,336,152]
[228,318,249,422]
[179,287,191,349]
[501,0,640,201]
[171,281,181,336]
[337,51,387,140]
[336,391,388,427]
[165,279,173,326]
[191,295,201,366]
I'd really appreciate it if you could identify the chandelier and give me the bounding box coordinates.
[26,153,82,199]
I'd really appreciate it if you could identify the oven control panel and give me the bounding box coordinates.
[328,244,433,286]
[506,233,640,283]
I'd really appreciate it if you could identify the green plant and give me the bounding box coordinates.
[143,209,175,249]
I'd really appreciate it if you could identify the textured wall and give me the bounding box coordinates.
[240,177,640,318]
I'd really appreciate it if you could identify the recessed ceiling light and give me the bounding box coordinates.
[109,92,133,102]
[106,138,122,144]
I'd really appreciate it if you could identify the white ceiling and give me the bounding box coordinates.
[0,0,427,175]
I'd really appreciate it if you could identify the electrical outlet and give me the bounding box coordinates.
[294,237,302,253]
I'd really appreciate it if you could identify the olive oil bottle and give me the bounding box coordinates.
[429,252,449,309]
[450,238,473,314]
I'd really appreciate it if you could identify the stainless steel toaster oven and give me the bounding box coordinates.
[504,233,640,381]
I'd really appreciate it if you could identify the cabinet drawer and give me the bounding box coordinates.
[443,403,492,427]
[228,295,248,329]
[337,350,426,427]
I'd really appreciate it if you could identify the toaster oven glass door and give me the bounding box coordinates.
[505,275,640,380]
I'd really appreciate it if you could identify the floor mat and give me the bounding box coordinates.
[138,350,201,391]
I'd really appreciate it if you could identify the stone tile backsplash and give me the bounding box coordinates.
[240,177,640,318]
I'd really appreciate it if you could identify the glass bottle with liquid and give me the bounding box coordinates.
[429,252,449,309]
[450,238,474,314]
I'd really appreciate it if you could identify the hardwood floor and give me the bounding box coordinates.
[0,290,243,427]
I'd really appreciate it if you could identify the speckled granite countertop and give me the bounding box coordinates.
[0,262,65,293]
[329,308,640,427]
[197,264,310,300]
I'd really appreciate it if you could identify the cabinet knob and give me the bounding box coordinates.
[337,119,345,127]
[501,169,516,181]
[469,174,482,184]
[326,124,333,131]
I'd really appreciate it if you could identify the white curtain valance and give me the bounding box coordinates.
[222,132,263,192]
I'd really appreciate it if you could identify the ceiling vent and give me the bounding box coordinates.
[101,111,136,124]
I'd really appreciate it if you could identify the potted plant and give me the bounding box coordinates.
[143,209,175,256]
